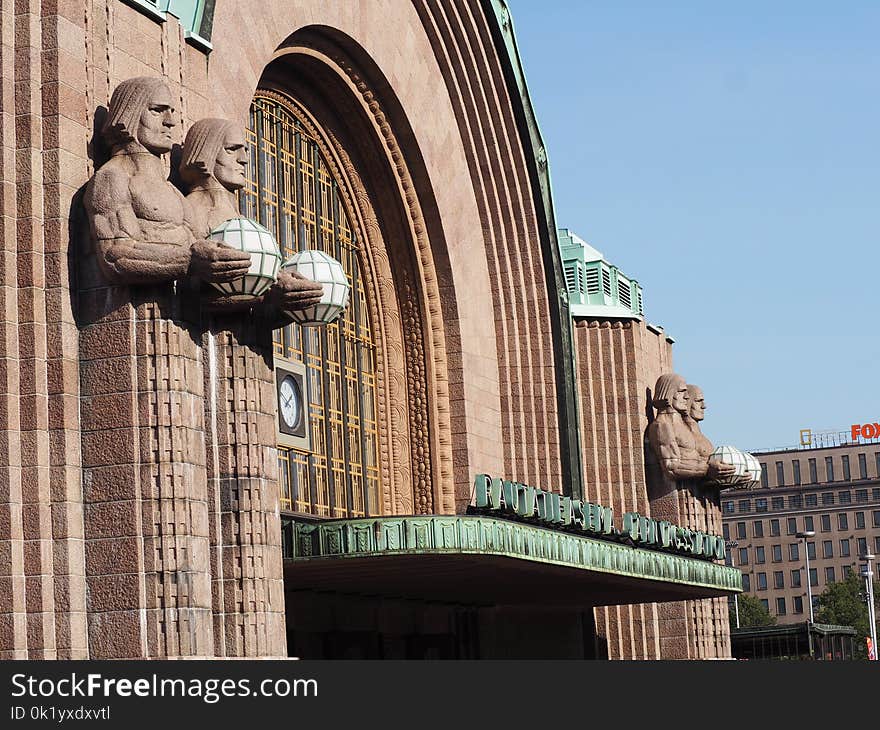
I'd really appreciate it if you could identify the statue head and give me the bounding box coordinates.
[102,77,177,154]
[180,118,247,191]
[652,373,689,415]
[687,384,706,422]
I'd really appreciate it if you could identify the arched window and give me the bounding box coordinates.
[240,91,380,518]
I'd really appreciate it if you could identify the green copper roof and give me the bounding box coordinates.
[558,228,644,319]
[283,515,741,605]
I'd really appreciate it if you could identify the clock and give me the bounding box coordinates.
[276,364,308,443]
[279,375,301,430]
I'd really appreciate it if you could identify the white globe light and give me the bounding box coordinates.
[281,250,350,326]
[709,445,761,490]
[207,217,281,300]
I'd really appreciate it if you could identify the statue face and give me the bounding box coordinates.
[671,382,690,415]
[136,85,177,154]
[689,388,706,421]
[213,129,248,191]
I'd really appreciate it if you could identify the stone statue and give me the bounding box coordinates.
[646,373,735,484]
[179,117,323,314]
[83,77,251,288]
[178,116,322,657]
[684,384,715,459]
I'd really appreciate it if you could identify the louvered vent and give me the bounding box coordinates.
[618,279,631,309]
[637,288,643,314]
[584,266,600,294]
[602,268,612,297]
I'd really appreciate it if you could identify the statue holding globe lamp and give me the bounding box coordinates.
[179,117,325,315]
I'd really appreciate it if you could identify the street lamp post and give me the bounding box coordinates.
[726,540,740,629]
[860,552,877,661]
[796,530,816,623]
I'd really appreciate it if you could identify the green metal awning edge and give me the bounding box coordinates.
[285,514,742,594]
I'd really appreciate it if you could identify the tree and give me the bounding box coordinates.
[730,593,776,628]
[816,571,879,660]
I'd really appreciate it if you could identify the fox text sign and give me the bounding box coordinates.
[851,423,880,441]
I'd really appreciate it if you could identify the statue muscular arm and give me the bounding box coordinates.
[85,166,192,284]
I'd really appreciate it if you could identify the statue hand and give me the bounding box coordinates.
[189,239,251,284]
[268,269,324,312]
[708,460,737,479]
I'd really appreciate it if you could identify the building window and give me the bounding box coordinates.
[772,497,784,510]
[789,543,799,561]
[820,514,831,532]
[755,546,766,564]
[724,501,735,514]
[793,595,803,613]
[821,492,834,505]
[876,453,880,479]
[756,499,768,513]
[760,598,769,611]
[760,464,768,488]
[842,455,851,482]
[776,461,785,486]
[791,569,801,587]
[840,539,850,557]
[757,573,767,590]
[804,516,814,532]
[874,510,880,528]
[859,453,867,480]
[856,489,869,503]
[839,490,851,505]
[742,574,751,592]
[736,522,746,540]
[738,499,751,513]
[245,92,381,518]
[843,565,854,578]
[776,597,786,615]
[739,547,749,565]
[875,536,880,554]
[809,568,818,587]
[770,519,780,536]
[772,544,782,562]
[858,537,868,556]
[856,511,865,529]
[753,521,764,538]
[822,540,833,558]
[809,458,818,484]
[825,456,834,482]
[789,495,803,509]
[805,493,818,507]
[807,542,816,560]
[774,572,784,589]
[723,523,730,540]
[825,566,835,583]
[793,459,801,485]
[874,488,880,500]
[787,517,797,536]
[838,513,848,530]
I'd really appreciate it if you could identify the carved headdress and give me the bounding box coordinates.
[102,76,170,147]
[180,118,239,185]
[652,373,686,410]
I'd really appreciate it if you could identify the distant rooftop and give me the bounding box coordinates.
[558,228,644,320]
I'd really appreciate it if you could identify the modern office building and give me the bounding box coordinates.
[0,0,741,660]
[722,440,880,623]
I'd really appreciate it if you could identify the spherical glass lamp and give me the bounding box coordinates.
[708,445,760,489]
[207,217,282,300]
[281,250,350,326]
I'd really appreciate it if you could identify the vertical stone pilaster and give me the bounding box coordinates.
[204,318,285,657]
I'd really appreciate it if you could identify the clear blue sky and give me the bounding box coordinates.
[507,0,880,451]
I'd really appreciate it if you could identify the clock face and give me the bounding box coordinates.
[279,376,300,429]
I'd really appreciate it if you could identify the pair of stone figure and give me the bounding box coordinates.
[79,76,319,657]
[648,372,746,490]
[84,75,322,307]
